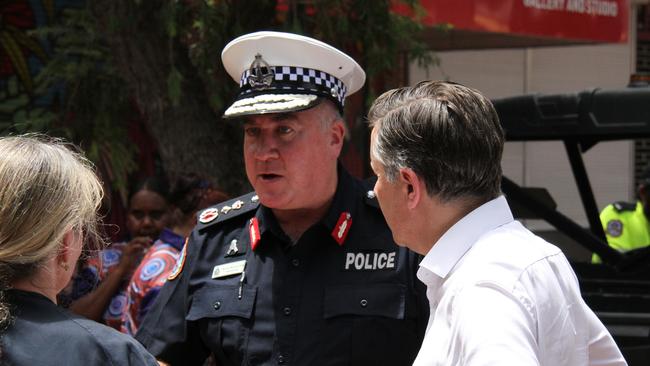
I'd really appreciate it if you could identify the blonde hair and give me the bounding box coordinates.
[0,134,104,329]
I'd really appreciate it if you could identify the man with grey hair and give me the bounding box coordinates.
[368,80,626,365]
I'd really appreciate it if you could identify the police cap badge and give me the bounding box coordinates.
[221,31,366,118]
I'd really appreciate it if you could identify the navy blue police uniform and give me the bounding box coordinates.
[136,167,428,365]
[137,30,428,366]
[2,289,157,365]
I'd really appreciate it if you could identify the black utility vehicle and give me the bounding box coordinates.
[494,86,650,365]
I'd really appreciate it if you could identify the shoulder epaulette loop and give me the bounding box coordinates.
[362,176,380,209]
[196,192,260,232]
[612,201,636,213]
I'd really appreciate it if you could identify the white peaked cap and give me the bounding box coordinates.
[221,31,366,118]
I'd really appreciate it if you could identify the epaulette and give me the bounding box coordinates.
[612,201,637,213]
[196,192,260,232]
[362,176,380,209]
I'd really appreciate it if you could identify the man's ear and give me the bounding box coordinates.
[399,168,423,210]
[329,119,346,155]
[331,119,345,145]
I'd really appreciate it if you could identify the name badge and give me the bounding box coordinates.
[212,260,246,279]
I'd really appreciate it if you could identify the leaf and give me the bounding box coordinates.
[87,141,100,163]
[0,31,34,93]
[166,2,178,37]
[43,0,55,22]
[209,92,224,112]
[12,110,28,131]
[167,67,183,107]
[7,77,20,96]
[0,121,12,133]
[7,26,49,62]
[27,109,56,131]
[0,94,29,114]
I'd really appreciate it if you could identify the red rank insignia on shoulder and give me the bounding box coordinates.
[249,217,261,251]
[331,212,352,246]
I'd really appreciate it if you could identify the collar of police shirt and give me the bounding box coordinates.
[253,164,360,249]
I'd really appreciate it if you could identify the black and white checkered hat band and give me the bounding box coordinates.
[239,66,347,106]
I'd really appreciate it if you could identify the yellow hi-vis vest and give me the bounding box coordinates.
[592,201,650,263]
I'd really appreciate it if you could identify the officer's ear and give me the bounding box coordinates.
[399,167,423,210]
[323,117,345,162]
[329,118,345,148]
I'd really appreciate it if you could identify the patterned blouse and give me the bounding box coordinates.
[120,228,185,335]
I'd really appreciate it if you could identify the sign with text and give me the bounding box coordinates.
[404,0,628,43]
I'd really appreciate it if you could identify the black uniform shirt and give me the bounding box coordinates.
[137,168,428,366]
[1,289,157,366]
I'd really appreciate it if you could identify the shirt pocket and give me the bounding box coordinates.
[187,282,257,364]
[324,284,405,319]
[188,283,256,320]
[323,284,420,365]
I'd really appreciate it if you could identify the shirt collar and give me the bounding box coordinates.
[255,205,287,242]
[158,227,186,251]
[419,195,514,279]
[252,163,359,248]
[320,164,357,238]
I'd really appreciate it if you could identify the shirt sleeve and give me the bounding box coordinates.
[135,232,210,365]
[83,320,160,366]
[584,304,628,366]
[103,332,160,366]
[448,284,541,366]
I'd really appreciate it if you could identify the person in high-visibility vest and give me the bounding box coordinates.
[593,168,650,263]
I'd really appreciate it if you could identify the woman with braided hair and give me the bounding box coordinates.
[0,135,157,365]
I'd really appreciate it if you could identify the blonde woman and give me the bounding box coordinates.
[0,135,157,365]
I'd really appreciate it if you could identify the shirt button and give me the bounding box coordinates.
[213,301,221,310]
[291,258,300,267]
[360,299,368,307]
[283,307,292,316]
[278,355,285,364]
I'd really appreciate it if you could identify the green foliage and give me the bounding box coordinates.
[0,76,57,134]
[84,114,138,205]
[26,7,137,202]
[283,0,431,73]
[167,66,183,107]
[179,0,436,112]
[179,0,280,113]
[1,0,435,198]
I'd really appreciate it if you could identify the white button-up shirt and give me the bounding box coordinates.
[414,196,626,366]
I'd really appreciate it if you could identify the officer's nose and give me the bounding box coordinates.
[253,134,280,161]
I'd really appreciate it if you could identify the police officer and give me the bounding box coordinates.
[594,166,650,263]
[135,31,428,365]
